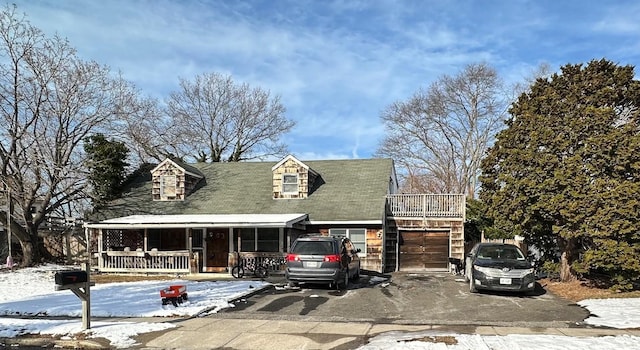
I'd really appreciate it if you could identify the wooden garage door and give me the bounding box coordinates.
[399,231,449,270]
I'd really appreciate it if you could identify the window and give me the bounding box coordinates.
[330,228,366,255]
[234,227,281,252]
[282,174,298,193]
[257,228,279,252]
[239,228,255,252]
[160,175,177,199]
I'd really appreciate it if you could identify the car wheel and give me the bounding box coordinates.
[469,275,477,293]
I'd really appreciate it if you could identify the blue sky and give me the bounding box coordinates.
[10,0,640,160]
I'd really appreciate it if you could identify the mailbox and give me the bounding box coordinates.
[55,270,88,286]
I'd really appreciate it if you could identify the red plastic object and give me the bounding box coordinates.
[160,285,188,306]
[160,285,186,298]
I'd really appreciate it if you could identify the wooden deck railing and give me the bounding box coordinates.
[98,250,191,274]
[386,194,465,219]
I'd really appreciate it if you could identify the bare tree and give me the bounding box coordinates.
[164,72,294,162]
[103,80,169,165]
[376,63,509,197]
[0,5,142,266]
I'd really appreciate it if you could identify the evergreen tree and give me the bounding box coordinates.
[84,134,130,203]
[480,59,640,290]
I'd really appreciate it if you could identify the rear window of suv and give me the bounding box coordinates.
[291,240,334,255]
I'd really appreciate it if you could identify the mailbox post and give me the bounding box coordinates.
[54,263,93,330]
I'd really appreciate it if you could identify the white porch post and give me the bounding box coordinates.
[97,228,104,269]
[187,228,193,274]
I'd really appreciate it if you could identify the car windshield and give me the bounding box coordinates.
[477,245,525,260]
[292,241,334,255]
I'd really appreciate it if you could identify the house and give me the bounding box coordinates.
[84,155,465,275]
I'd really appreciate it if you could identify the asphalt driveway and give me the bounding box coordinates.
[217,272,589,328]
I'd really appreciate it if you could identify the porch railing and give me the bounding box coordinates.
[97,250,191,274]
[387,194,465,219]
[230,252,287,274]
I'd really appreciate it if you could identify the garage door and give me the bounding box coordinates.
[399,231,449,270]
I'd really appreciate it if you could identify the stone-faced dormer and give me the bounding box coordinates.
[151,158,204,201]
[272,155,318,199]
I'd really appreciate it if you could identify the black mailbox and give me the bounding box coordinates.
[55,270,88,285]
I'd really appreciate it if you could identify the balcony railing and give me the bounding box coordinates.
[387,194,465,219]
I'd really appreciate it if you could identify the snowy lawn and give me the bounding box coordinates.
[0,264,269,347]
[1,264,640,349]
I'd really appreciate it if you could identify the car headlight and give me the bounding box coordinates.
[520,268,535,277]
[473,266,495,275]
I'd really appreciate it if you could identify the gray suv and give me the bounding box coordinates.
[286,235,361,289]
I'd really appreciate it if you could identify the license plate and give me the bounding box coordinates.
[500,278,512,285]
[304,261,319,268]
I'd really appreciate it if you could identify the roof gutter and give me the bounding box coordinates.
[304,220,382,225]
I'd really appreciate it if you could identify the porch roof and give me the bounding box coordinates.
[84,213,308,229]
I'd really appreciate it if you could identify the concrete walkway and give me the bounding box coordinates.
[3,314,640,349]
[136,317,640,350]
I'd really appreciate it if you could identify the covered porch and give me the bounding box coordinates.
[84,213,307,275]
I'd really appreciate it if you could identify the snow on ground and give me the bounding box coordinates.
[0,264,269,347]
[360,332,640,350]
[0,318,175,349]
[1,264,640,349]
[578,298,640,329]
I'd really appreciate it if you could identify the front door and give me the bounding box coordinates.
[205,229,229,272]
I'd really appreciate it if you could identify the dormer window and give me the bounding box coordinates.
[272,155,319,199]
[151,158,204,201]
[282,174,298,194]
[160,175,177,199]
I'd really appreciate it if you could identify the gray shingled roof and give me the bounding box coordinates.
[91,158,395,223]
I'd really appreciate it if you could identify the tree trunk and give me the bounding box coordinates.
[18,238,35,267]
[16,234,53,267]
[559,238,577,282]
